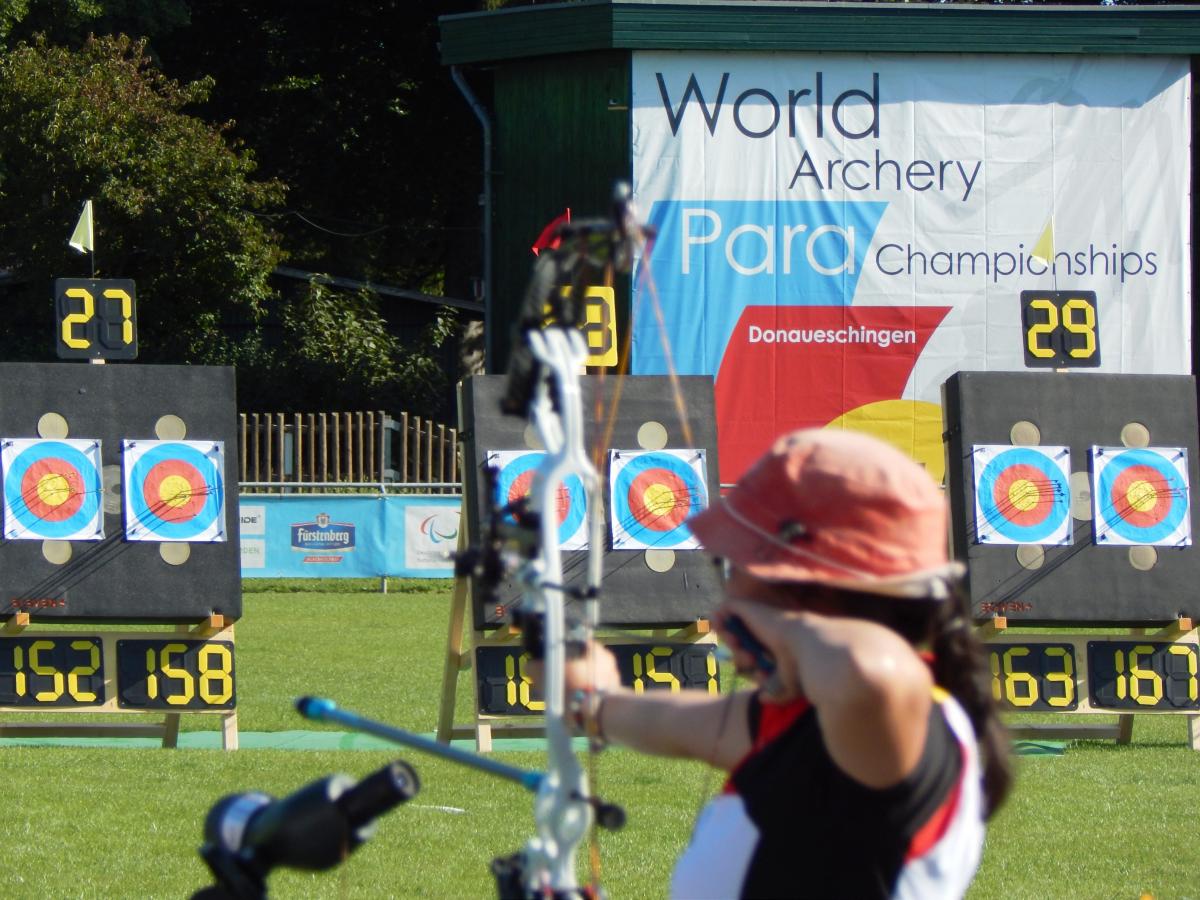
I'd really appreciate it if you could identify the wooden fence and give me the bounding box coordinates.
[238,411,458,491]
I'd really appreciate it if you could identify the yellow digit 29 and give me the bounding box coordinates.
[1025,295,1097,361]
[1025,298,1058,359]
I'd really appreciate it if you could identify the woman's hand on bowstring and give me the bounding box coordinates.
[527,639,622,696]
[714,599,806,705]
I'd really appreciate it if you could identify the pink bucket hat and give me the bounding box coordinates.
[688,429,963,599]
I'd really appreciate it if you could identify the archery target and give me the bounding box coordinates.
[487,450,588,550]
[123,440,226,542]
[609,449,708,550]
[1092,446,1191,547]
[1,438,104,541]
[972,445,1071,546]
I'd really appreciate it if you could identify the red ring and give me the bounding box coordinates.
[19,458,84,522]
[990,463,1053,527]
[141,459,208,523]
[507,470,570,526]
[627,468,691,532]
[1110,463,1172,528]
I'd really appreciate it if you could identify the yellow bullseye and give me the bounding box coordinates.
[35,473,71,508]
[642,483,677,518]
[159,474,194,509]
[1008,479,1040,512]
[1126,479,1158,513]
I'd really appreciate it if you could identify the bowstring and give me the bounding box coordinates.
[581,203,704,893]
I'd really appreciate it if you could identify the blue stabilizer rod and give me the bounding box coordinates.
[295,696,544,793]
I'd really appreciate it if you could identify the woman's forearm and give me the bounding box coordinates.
[590,687,752,769]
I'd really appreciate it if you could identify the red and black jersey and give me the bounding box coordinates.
[670,690,985,899]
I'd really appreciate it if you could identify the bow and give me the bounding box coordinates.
[295,184,660,899]
[487,183,647,898]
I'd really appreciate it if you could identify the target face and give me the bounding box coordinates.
[1,438,104,541]
[972,445,1072,546]
[123,440,226,542]
[487,450,587,550]
[609,449,708,550]
[1092,446,1191,547]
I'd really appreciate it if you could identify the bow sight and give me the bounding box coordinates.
[501,182,652,419]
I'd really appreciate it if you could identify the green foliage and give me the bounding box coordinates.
[157,2,482,293]
[0,34,285,368]
[240,276,459,413]
[0,0,191,48]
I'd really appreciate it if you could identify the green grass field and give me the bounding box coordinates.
[0,580,1196,898]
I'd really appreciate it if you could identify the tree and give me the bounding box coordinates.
[156,1,482,295]
[0,34,285,382]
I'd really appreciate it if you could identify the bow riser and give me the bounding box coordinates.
[522,326,598,895]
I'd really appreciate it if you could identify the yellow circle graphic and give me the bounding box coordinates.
[825,399,945,485]
[1008,479,1040,512]
[159,474,194,509]
[1125,480,1159,514]
[642,483,677,518]
[36,473,72,508]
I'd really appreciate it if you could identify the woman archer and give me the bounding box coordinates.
[559,428,1011,899]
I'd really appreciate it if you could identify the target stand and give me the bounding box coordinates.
[0,613,239,749]
[0,363,242,749]
[436,504,718,751]
[945,371,1200,749]
[437,375,724,751]
[977,616,1200,750]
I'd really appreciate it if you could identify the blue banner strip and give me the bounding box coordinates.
[238,494,460,578]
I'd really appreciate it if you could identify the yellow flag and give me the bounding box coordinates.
[68,200,93,254]
[1030,217,1054,265]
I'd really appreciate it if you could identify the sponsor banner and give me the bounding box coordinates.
[632,52,1191,483]
[241,538,266,570]
[238,494,459,578]
[396,502,463,576]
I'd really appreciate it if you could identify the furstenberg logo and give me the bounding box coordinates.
[291,512,355,551]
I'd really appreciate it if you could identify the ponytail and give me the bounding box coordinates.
[798,583,1013,818]
[927,585,1012,818]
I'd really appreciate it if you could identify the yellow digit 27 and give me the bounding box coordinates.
[61,288,95,349]
[59,285,135,350]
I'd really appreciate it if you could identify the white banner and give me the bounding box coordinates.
[632,52,1191,483]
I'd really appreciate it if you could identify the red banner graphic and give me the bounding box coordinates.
[715,305,951,482]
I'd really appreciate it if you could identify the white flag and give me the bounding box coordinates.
[68,200,93,254]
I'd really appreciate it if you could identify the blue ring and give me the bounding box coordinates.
[493,453,586,545]
[613,452,708,547]
[4,441,102,538]
[976,447,1070,544]
[128,443,224,540]
[1096,448,1187,544]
